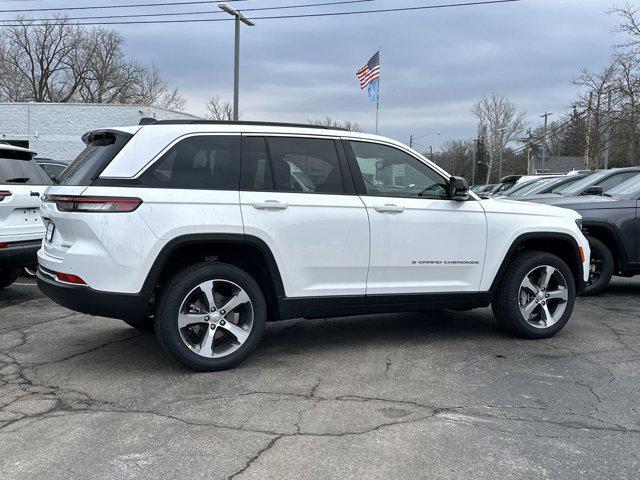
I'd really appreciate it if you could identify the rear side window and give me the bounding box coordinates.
[140,135,240,190]
[0,158,51,185]
[58,131,132,186]
[241,136,346,194]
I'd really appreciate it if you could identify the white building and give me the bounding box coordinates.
[0,102,200,162]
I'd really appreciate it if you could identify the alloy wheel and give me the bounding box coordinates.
[518,265,568,329]
[177,279,254,358]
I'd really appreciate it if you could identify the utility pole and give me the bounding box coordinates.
[584,91,593,170]
[540,111,553,172]
[218,3,255,121]
[471,137,479,185]
[603,89,612,169]
[409,135,413,149]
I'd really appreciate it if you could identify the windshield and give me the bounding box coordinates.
[0,158,51,185]
[57,131,132,186]
[549,176,585,194]
[560,170,609,195]
[509,178,555,197]
[606,174,640,196]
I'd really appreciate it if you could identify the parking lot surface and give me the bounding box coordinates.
[0,277,639,479]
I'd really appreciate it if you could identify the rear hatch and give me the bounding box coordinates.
[0,152,51,242]
[40,129,134,258]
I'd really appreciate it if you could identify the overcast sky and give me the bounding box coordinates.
[0,0,625,149]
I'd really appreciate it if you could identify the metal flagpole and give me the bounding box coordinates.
[375,48,381,134]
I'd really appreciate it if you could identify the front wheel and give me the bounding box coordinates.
[0,268,21,289]
[492,251,576,339]
[582,236,613,296]
[155,262,266,371]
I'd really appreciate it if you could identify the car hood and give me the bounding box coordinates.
[480,196,581,220]
[520,194,636,211]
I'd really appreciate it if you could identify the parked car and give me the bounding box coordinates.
[37,121,589,371]
[0,144,51,288]
[522,167,640,203]
[36,158,68,182]
[477,175,523,198]
[503,174,592,199]
[532,175,640,295]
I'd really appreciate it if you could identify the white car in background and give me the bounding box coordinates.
[0,144,51,288]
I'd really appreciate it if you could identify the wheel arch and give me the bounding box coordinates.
[489,232,585,294]
[581,221,627,271]
[141,234,286,320]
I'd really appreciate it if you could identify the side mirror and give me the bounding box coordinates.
[448,176,469,201]
[582,185,603,196]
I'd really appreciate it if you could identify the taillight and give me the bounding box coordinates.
[0,190,12,201]
[43,195,142,213]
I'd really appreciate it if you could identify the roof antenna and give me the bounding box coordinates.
[139,117,157,125]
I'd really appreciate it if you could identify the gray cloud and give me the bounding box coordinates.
[1,0,622,148]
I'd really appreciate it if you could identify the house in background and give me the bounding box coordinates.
[0,102,200,163]
[532,154,585,173]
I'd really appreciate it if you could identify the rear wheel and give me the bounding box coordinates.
[582,236,613,296]
[0,268,21,289]
[155,262,266,371]
[492,251,575,339]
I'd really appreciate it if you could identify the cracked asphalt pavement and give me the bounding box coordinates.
[1,277,639,479]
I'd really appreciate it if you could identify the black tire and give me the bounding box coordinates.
[582,236,614,296]
[122,315,155,332]
[0,268,21,289]
[492,251,576,339]
[155,262,266,371]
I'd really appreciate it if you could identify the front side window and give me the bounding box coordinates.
[140,135,240,189]
[350,141,447,198]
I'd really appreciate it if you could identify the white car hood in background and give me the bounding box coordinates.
[480,197,581,220]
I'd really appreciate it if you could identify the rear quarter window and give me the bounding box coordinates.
[139,135,241,190]
[58,131,132,186]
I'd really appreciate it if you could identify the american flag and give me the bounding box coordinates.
[356,51,380,89]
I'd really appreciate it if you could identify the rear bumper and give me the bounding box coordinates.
[0,240,41,270]
[36,267,150,321]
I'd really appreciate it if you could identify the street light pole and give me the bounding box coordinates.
[218,3,254,121]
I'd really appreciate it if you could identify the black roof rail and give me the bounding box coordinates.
[146,120,348,131]
[139,117,157,125]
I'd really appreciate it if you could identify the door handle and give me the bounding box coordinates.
[251,200,289,210]
[373,204,404,213]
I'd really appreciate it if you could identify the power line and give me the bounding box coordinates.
[0,0,377,23]
[0,0,524,26]
[0,0,247,14]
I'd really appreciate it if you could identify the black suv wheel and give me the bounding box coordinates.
[492,251,575,339]
[0,268,21,289]
[155,262,266,371]
[582,236,614,296]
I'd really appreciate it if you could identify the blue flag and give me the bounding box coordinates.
[368,79,379,102]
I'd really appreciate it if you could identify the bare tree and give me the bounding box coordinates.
[472,93,526,183]
[435,139,474,178]
[0,17,185,109]
[206,96,235,120]
[308,117,362,132]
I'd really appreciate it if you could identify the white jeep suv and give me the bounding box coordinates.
[37,121,590,371]
[0,143,51,288]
